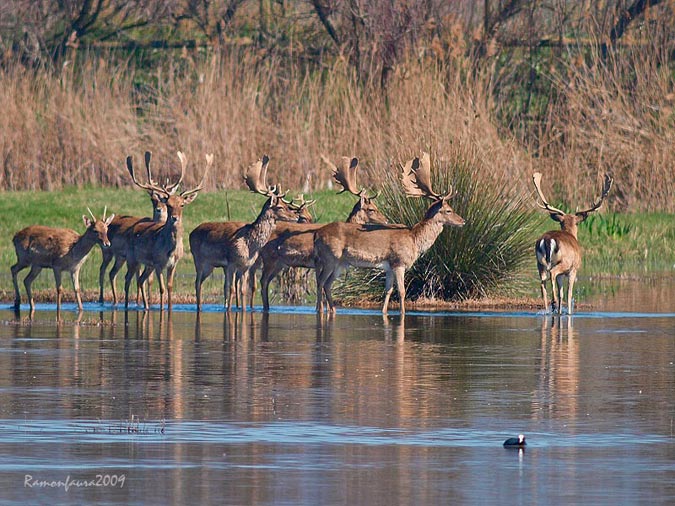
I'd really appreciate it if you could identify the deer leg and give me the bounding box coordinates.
[137,267,153,311]
[261,264,282,312]
[194,265,213,312]
[53,268,63,314]
[166,265,175,312]
[224,267,234,311]
[323,267,341,314]
[394,267,406,315]
[71,268,83,311]
[382,270,394,315]
[239,269,249,313]
[567,269,577,315]
[108,256,126,305]
[538,265,550,313]
[555,274,566,314]
[316,264,333,313]
[124,262,140,309]
[248,259,262,310]
[24,265,42,311]
[98,249,113,304]
[314,264,325,313]
[11,261,28,309]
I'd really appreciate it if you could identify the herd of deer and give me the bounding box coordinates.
[10,150,613,317]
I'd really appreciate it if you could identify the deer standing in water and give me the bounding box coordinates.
[313,152,465,315]
[533,171,613,314]
[249,155,389,311]
[189,155,299,312]
[124,151,212,311]
[12,208,115,314]
[99,151,168,304]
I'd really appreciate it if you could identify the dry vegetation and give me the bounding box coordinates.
[0,1,674,212]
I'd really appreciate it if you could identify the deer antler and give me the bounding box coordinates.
[179,153,214,198]
[290,193,316,210]
[532,172,566,216]
[401,152,442,200]
[127,154,162,193]
[244,155,276,196]
[575,173,613,216]
[323,155,361,196]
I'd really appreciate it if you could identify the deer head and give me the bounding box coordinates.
[401,152,465,227]
[84,206,115,247]
[133,151,212,225]
[533,172,613,237]
[321,154,388,224]
[289,194,316,223]
[244,155,298,222]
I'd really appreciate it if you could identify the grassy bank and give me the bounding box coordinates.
[0,188,673,308]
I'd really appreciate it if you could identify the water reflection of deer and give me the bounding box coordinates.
[535,315,578,422]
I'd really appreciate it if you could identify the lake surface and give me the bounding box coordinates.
[0,275,673,505]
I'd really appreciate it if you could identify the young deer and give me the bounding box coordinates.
[314,152,465,315]
[12,208,115,313]
[189,155,299,312]
[124,151,213,311]
[533,172,613,314]
[99,151,168,304]
[251,155,389,311]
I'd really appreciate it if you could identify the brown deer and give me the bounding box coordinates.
[12,208,115,313]
[250,155,389,311]
[124,151,213,311]
[99,151,169,304]
[189,155,299,312]
[533,171,613,314]
[314,152,465,315]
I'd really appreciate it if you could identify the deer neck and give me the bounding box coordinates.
[411,218,445,257]
[559,216,579,239]
[248,209,277,251]
[68,229,99,264]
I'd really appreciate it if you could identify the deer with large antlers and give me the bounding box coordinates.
[124,151,213,311]
[98,151,169,304]
[190,155,300,312]
[533,171,613,314]
[249,155,389,311]
[314,152,465,315]
[12,208,115,314]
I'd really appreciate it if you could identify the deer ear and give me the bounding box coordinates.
[574,212,589,223]
[550,213,564,223]
[105,214,116,225]
[82,215,93,228]
[183,193,198,205]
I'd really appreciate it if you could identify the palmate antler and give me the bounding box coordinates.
[321,154,379,200]
[243,155,287,199]
[401,152,454,201]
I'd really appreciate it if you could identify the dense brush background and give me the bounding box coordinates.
[1,1,673,211]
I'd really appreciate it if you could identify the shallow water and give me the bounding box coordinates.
[0,276,674,505]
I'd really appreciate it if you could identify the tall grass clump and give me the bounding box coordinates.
[337,145,541,304]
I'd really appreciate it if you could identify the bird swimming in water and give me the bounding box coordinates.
[503,434,526,447]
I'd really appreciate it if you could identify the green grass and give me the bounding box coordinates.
[1,187,673,306]
[0,187,356,304]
